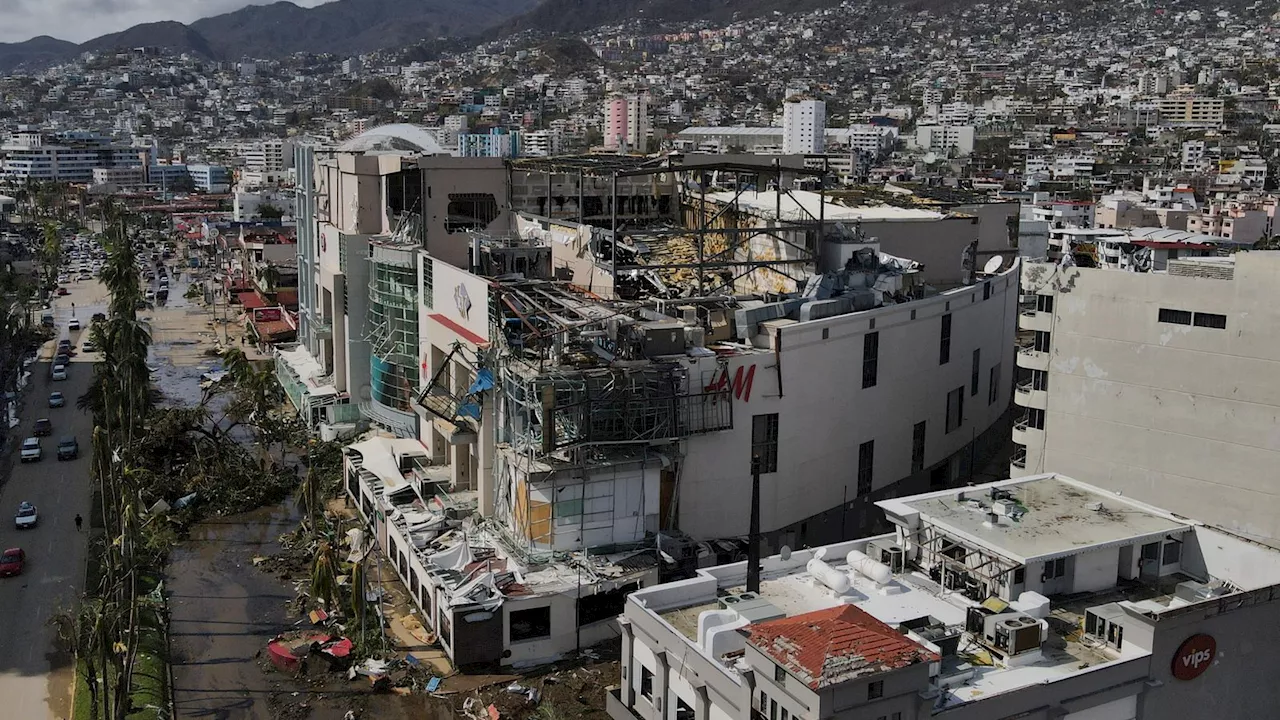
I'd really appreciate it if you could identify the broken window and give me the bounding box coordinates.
[939,313,952,365]
[912,421,927,473]
[946,386,964,433]
[509,606,552,642]
[445,193,500,232]
[578,582,638,626]
[857,440,874,496]
[752,414,779,473]
[1193,312,1226,329]
[862,332,879,389]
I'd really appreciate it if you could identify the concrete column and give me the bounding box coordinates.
[654,651,669,720]
[695,686,710,720]
[619,619,636,707]
[478,396,496,517]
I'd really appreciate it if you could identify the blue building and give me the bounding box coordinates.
[186,164,231,192]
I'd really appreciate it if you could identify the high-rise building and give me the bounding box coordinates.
[0,130,145,183]
[1013,253,1280,547]
[781,97,826,155]
[604,94,651,151]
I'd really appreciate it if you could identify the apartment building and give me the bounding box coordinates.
[781,98,825,155]
[913,125,975,156]
[1158,95,1225,128]
[608,473,1280,720]
[1185,201,1267,244]
[605,95,651,151]
[0,129,145,183]
[242,138,296,172]
[186,163,231,192]
[1013,253,1280,547]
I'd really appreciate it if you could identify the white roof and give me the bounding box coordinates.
[347,435,426,494]
[704,190,944,223]
[276,344,336,397]
[1126,226,1249,246]
[882,474,1191,564]
[337,124,450,155]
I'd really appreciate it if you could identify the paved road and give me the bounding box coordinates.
[0,354,94,718]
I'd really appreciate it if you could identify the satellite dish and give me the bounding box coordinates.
[984,255,1004,274]
[780,546,792,561]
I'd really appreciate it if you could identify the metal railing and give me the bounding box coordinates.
[1011,447,1027,469]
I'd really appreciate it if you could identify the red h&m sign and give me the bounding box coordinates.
[705,364,757,402]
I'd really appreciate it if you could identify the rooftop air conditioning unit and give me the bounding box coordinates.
[866,539,907,573]
[985,613,1043,656]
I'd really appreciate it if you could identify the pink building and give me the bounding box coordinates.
[603,95,650,151]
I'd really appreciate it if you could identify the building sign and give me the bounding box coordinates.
[1172,634,1216,681]
[254,307,282,322]
[454,283,472,319]
[705,364,757,403]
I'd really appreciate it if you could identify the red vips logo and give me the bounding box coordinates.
[1171,634,1216,681]
[705,364,756,402]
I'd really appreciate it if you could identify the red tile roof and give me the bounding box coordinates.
[238,292,266,309]
[746,605,938,690]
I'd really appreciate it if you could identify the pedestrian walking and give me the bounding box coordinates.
[74,514,82,531]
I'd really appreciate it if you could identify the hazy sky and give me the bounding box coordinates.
[0,0,332,44]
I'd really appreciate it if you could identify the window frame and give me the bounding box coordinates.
[868,679,884,700]
[857,440,875,496]
[911,421,927,473]
[946,386,965,434]
[971,348,981,397]
[752,413,780,474]
[939,313,952,365]
[862,331,879,389]
[509,605,552,643]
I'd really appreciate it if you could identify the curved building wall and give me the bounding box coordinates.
[677,262,1020,543]
[366,245,420,436]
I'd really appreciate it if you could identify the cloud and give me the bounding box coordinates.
[0,0,332,44]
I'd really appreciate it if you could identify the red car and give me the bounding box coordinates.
[0,547,24,577]
[56,288,69,296]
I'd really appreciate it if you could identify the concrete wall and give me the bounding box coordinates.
[870,216,981,285]
[1028,254,1280,547]
[677,264,1019,541]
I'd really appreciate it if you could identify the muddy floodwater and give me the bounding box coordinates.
[166,501,421,720]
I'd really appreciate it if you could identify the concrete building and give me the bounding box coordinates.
[913,125,976,157]
[1012,252,1280,547]
[0,129,145,183]
[675,126,893,160]
[91,166,146,187]
[608,472,1280,720]
[186,163,231,192]
[233,188,296,222]
[243,138,296,173]
[458,129,520,158]
[781,98,826,155]
[1186,201,1268,244]
[605,95,651,151]
[1158,95,1225,128]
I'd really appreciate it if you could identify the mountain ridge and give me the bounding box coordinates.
[0,0,536,74]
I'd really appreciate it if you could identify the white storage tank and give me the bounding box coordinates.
[847,549,893,586]
[807,558,851,594]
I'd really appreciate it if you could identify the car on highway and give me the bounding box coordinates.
[48,391,65,408]
[57,437,79,461]
[68,318,81,332]
[51,364,68,381]
[14,502,37,530]
[0,548,24,577]
[33,418,52,437]
[19,437,41,463]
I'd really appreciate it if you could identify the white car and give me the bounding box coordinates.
[19,438,41,463]
[68,318,81,332]
[51,365,67,381]
[14,502,37,529]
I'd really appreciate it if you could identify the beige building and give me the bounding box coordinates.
[1013,253,1280,547]
[1157,95,1225,128]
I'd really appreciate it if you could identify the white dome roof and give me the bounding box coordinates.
[337,124,450,155]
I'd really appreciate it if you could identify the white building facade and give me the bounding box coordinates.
[781,98,826,155]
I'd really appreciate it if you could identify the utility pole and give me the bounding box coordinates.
[747,454,762,594]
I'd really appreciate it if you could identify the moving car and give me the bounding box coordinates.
[19,437,41,463]
[48,391,65,408]
[14,502,37,529]
[68,318,81,332]
[51,365,68,381]
[57,436,79,461]
[0,548,24,577]
[33,418,52,437]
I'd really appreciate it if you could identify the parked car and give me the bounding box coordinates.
[57,436,79,461]
[0,548,24,577]
[19,438,41,463]
[51,365,67,381]
[14,502,37,530]
[48,391,65,408]
[33,418,52,437]
[82,340,97,353]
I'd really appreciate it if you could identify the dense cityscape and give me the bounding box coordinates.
[2,1,1280,719]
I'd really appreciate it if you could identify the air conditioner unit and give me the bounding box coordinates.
[866,539,907,573]
[983,613,1043,657]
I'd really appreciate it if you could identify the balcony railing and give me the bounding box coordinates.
[1014,413,1030,431]
[1011,447,1027,469]
[1016,380,1033,395]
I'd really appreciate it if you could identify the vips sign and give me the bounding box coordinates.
[1171,634,1216,681]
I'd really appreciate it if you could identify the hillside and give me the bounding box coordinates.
[494,0,848,35]
[0,0,538,74]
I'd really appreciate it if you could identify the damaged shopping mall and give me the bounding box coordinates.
[320,144,1021,667]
